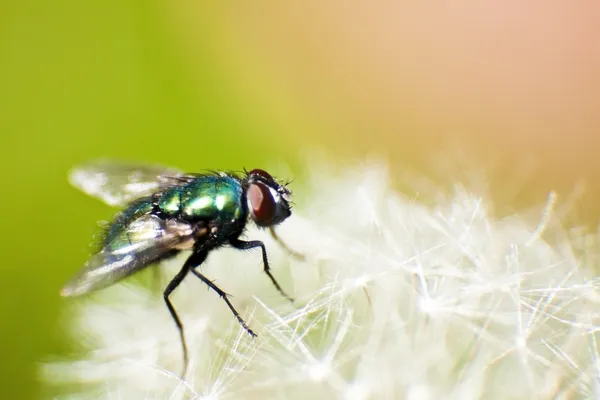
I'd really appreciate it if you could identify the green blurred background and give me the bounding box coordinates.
[1,2,302,398]
[2,1,599,398]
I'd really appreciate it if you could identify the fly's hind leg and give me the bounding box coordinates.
[163,259,193,377]
[165,249,256,377]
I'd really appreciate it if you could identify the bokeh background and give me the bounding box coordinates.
[2,1,599,398]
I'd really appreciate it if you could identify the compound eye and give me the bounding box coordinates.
[248,168,273,182]
[247,181,276,226]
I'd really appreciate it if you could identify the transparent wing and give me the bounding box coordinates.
[69,159,184,207]
[61,215,195,297]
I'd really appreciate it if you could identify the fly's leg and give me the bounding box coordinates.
[151,250,178,296]
[230,236,294,303]
[165,249,256,377]
[163,260,193,377]
[188,267,257,338]
[269,227,305,261]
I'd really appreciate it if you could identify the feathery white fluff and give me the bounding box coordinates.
[43,163,600,399]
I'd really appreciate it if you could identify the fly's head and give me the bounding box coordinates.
[245,169,292,228]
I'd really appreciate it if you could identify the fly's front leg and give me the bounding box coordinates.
[229,236,294,303]
[269,226,305,261]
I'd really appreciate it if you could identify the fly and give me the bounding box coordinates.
[62,159,297,375]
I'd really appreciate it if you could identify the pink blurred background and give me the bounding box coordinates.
[169,1,600,221]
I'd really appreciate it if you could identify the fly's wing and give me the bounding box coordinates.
[61,215,195,297]
[69,159,185,207]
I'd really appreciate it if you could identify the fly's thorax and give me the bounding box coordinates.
[156,175,246,224]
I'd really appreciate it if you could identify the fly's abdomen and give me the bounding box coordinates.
[105,214,165,252]
[104,198,154,249]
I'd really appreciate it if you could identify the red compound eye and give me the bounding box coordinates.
[248,168,273,181]
[247,181,276,225]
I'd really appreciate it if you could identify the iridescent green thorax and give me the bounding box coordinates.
[103,175,247,252]
[157,174,245,223]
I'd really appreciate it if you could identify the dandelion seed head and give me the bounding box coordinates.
[306,361,331,382]
[345,381,371,400]
[406,385,433,400]
[43,161,600,399]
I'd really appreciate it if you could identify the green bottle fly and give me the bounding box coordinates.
[62,160,296,375]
